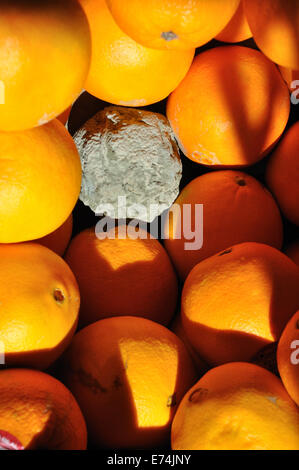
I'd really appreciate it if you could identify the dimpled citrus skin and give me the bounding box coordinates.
[106,0,240,50]
[61,316,196,449]
[181,243,299,366]
[171,363,299,450]
[0,119,82,243]
[65,226,178,327]
[164,170,283,280]
[244,0,299,69]
[286,241,299,267]
[0,369,87,450]
[266,122,299,226]
[167,46,290,167]
[216,1,252,43]
[35,214,73,257]
[79,0,194,106]
[277,310,299,407]
[0,243,80,370]
[0,0,91,132]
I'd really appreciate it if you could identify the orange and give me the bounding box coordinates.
[286,241,299,267]
[167,46,290,167]
[244,0,299,69]
[216,1,252,43]
[171,362,299,450]
[106,0,240,50]
[0,119,82,243]
[164,170,283,280]
[266,122,299,226]
[35,214,73,257]
[61,316,196,449]
[277,310,299,407]
[0,0,91,132]
[0,369,87,450]
[57,107,72,126]
[170,314,209,376]
[79,0,194,106]
[0,243,80,370]
[65,226,178,327]
[279,66,299,93]
[181,242,299,366]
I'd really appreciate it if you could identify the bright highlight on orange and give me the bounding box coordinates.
[79,0,194,106]
[105,0,241,50]
[0,0,91,131]
[62,316,196,448]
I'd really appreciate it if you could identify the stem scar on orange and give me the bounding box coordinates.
[105,0,241,50]
[164,170,283,280]
[0,243,80,370]
[79,0,194,106]
[172,363,299,450]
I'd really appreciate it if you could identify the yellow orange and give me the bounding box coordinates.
[216,1,252,43]
[106,0,240,50]
[62,316,196,448]
[0,369,87,450]
[79,0,194,106]
[57,107,72,126]
[181,243,299,365]
[167,46,290,167]
[244,0,299,69]
[0,119,81,243]
[0,0,91,131]
[0,243,80,370]
[35,214,73,257]
[172,362,299,450]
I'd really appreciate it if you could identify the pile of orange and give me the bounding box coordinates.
[0,0,298,451]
